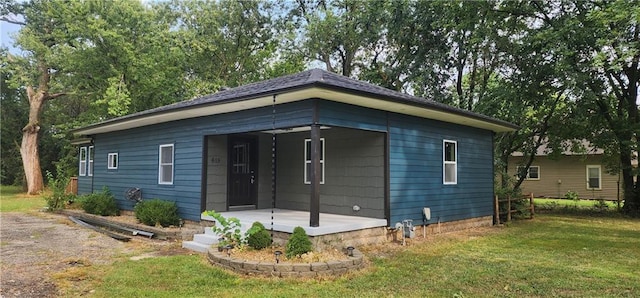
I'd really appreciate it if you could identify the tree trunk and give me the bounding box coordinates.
[20,124,44,195]
[20,83,47,195]
[19,59,62,195]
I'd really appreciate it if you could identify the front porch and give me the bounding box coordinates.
[205,208,387,236]
[183,208,389,252]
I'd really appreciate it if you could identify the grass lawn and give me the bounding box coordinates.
[77,214,640,298]
[0,185,47,212]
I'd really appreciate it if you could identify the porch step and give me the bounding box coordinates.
[181,241,211,253]
[183,224,250,253]
[193,233,220,245]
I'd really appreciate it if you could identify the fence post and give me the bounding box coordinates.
[507,195,512,222]
[529,193,534,219]
[494,195,500,225]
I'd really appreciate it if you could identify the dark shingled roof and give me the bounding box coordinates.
[74,68,517,133]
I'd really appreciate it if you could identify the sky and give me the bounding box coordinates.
[0,21,21,53]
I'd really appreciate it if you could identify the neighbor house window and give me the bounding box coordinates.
[158,144,174,185]
[87,146,94,176]
[517,166,540,180]
[108,153,118,170]
[443,140,457,184]
[79,147,87,176]
[304,138,325,184]
[586,165,601,190]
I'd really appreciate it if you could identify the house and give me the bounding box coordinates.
[71,69,517,244]
[508,142,626,201]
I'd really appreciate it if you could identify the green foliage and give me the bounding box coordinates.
[80,187,119,216]
[285,226,313,258]
[246,221,271,250]
[43,169,75,211]
[203,210,242,247]
[134,199,181,227]
[534,198,620,216]
[564,190,579,201]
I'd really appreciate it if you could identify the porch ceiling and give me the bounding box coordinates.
[202,209,387,236]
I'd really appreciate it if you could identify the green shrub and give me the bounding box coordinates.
[246,221,271,250]
[44,170,75,211]
[81,187,119,216]
[565,190,579,201]
[285,226,313,258]
[135,199,181,227]
[203,210,243,247]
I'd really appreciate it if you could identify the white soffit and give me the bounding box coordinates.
[74,87,514,135]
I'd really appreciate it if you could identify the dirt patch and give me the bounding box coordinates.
[0,212,190,297]
[230,246,350,263]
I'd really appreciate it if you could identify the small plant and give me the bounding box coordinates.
[81,187,119,216]
[44,170,75,211]
[203,210,242,247]
[246,221,271,250]
[134,199,181,227]
[592,199,609,212]
[285,226,313,258]
[564,190,579,201]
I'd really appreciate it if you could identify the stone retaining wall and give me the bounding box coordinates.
[207,248,366,278]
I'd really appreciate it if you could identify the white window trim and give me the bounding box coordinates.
[443,140,457,185]
[87,146,94,176]
[158,144,174,185]
[518,166,540,180]
[304,138,325,185]
[79,147,87,176]
[108,153,118,170]
[586,165,602,190]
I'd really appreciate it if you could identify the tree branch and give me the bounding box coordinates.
[0,16,26,26]
[46,92,67,100]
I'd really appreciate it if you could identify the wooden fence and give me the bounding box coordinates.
[494,193,534,224]
[65,177,78,195]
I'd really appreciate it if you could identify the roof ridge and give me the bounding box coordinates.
[309,68,325,82]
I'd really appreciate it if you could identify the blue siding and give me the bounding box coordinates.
[83,97,496,225]
[88,101,314,221]
[77,175,92,195]
[319,101,388,131]
[388,113,494,226]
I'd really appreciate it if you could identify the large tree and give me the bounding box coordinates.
[498,0,639,214]
[1,0,187,193]
[1,0,73,194]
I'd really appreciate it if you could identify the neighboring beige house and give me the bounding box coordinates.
[508,143,628,201]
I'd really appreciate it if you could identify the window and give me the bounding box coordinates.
[79,147,87,176]
[87,146,94,176]
[586,165,601,190]
[443,140,457,184]
[232,143,248,174]
[108,153,118,170]
[517,166,540,180]
[304,138,325,184]
[158,144,174,185]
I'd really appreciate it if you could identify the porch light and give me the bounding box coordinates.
[346,246,355,257]
[274,250,282,263]
[224,244,233,257]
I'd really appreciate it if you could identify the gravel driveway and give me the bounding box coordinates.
[1,212,129,297]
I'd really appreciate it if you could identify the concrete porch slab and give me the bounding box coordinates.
[201,209,387,236]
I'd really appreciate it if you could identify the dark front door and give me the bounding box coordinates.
[228,135,258,207]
